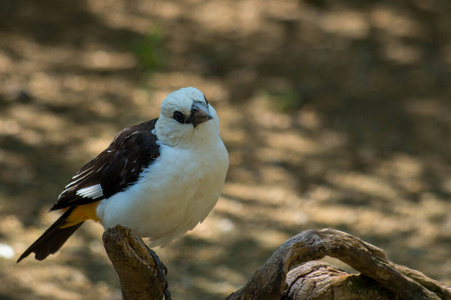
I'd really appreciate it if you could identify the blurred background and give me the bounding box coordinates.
[0,0,450,299]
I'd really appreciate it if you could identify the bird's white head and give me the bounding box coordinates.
[155,87,221,148]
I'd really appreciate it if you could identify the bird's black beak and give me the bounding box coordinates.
[190,101,213,127]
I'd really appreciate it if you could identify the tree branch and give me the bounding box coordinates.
[284,261,397,300]
[101,226,450,300]
[226,228,451,300]
[102,225,171,300]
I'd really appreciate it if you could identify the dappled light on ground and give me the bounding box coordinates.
[0,0,450,299]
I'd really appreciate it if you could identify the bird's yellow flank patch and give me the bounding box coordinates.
[61,202,101,228]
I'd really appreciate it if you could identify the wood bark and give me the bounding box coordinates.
[227,228,451,300]
[102,226,451,300]
[283,261,397,300]
[102,225,171,300]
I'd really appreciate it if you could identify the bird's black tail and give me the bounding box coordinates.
[17,207,84,263]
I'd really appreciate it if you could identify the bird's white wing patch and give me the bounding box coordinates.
[76,184,104,199]
[58,169,95,199]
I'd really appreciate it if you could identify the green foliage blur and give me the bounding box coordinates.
[131,28,166,72]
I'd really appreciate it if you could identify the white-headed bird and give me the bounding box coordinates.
[18,87,229,262]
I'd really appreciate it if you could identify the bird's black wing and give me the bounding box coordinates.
[51,119,160,211]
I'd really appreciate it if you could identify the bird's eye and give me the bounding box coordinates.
[173,111,185,123]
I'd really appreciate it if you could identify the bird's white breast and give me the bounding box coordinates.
[96,138,228,247]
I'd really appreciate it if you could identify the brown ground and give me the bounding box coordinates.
[0,0,450,299]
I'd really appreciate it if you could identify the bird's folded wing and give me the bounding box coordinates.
[51,119,160,211]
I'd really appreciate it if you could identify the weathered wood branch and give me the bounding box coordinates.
[227,228,451,300]
[102,225,171,300]
[102,226,451,300]
[283,261,397,300]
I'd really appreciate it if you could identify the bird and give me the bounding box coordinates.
[17,87,229,262]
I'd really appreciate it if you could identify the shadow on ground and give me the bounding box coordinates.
[0,0,450,299]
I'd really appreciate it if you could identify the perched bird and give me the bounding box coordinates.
[18,87,229,262]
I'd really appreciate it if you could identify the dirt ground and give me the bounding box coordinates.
[0,0,450,299]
